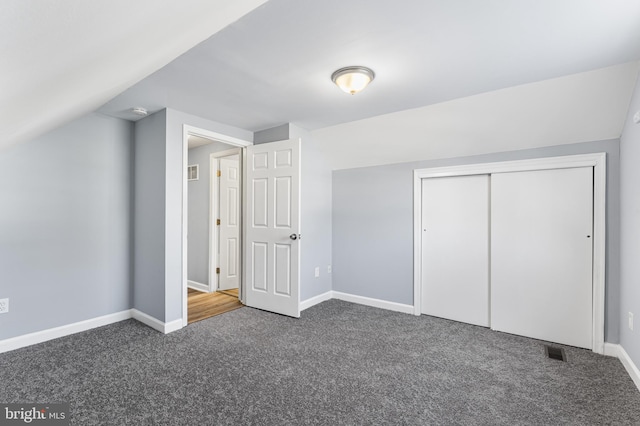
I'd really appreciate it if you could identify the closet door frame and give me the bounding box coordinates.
[413,153,606,354]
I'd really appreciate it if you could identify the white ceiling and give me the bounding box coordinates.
[0,0,267,151]
[98,0,640,133]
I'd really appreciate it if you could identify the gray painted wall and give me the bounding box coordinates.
[0,112,133,340]
[133,110,167,321]
[620,73,640,366]
[254,124,290,144]
[299,129,333,301]
[187,141,239,285]
[333,139,621,342]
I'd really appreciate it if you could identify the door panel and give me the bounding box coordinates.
[252,242,268,292]
[491,167,593,349]
[421,175,490,327]
[245,139,300,317]
[275,177,292,227]
[252,179,268,227]
[218,155,241,290]
[226,238,237,276]
[274,244,291,295]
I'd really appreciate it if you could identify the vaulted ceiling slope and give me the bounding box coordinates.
[0,0,267,151]
[99,0,640,134]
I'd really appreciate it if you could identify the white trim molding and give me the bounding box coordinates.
[300,291,413,315]
[184,125,253,148]
[0,310,132,354]
[0,307,188,354]
[182,124,252,328]
[300,291,333,311]
[332,291,414,315]
[164,319,184,334]
[413,153,607,354]
[187,280,210,293]
[131,309,183,334]
[604,343,640,392]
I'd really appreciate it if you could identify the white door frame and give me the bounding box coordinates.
[182,125,252,327]
[413,152,607,354]
[209,149,242,292]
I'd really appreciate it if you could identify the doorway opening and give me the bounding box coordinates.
[182,125,251,325]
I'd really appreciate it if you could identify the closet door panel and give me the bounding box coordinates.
[491,167,593,349]
[421,175,490,327]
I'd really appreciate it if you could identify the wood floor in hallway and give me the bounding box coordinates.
[188,288,242,324]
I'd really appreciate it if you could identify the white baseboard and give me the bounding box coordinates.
[0,307,186,354]
[603,342,620,357]
[332,291,414,315]
[131,309,183,334]
[300,290,415,315]
[164,318,184,333]
[0,310,132,354]
[300,291,333,311]
[604,343,640,393]
[188,280,210,293]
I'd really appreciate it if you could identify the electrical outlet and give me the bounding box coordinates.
[0,298,8,314]
[314,267,320,278]
[629,312,634,331]
[327,265,332,274]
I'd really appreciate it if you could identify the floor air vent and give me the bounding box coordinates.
[545,345,566,362]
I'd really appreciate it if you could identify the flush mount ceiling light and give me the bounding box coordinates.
[331,66,375,95]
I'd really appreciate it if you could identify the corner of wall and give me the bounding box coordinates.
[619,67,640,371]
[300,132,333,301]
[132,109,168,322]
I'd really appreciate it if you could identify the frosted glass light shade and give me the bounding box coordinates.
[331,66,375,95]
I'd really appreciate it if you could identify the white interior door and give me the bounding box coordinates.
[244,138,300,318]
[218,155,241,291]
[491,167,593,348]
[421,175,490,327]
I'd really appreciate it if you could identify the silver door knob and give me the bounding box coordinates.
[290,233,301,240]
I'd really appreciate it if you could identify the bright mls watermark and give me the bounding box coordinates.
[1,404,69,425]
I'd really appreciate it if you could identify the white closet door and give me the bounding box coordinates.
[421,175,490,327]
[491,167,593,349]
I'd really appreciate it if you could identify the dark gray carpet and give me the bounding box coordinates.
[1,300,639,425]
